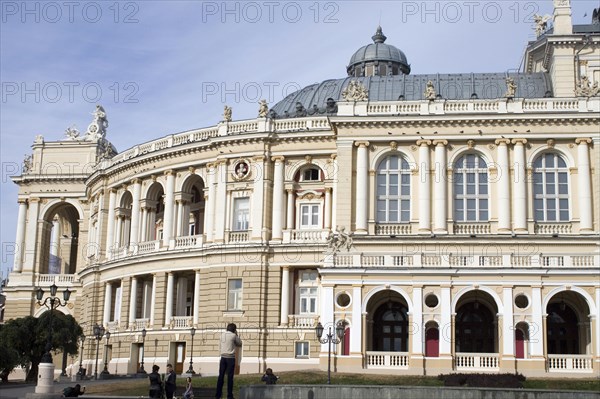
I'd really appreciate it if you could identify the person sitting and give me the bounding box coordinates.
[62,384,85,397]
[261,368,279,385]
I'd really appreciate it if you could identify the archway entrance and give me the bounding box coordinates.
[546,291,590,355]
[372,302,408,352]
[40,203,81,274]
[455,290,498,354]
[425,323,439,358]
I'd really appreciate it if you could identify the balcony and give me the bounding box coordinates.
[227,230,249,243]
[534,222,572,235]
[547,355,593,372]
[366,352,409,369]
[283,229,330,243]
[174,234,204,250]
[288,314,320,328]
[453,223,491,235]
[455,353,499,371]
[36,274,77,286]
[131,318,149,330]
[169,316,193,329]
[375,224,412,236]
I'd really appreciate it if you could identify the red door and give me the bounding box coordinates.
[425,328,439,357]
[343,328,350,356]
[515,329,525,359]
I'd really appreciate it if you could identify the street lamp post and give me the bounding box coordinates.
[315,322,345,385]
[76,334,86,378]
[34,283,71,394]
[101,330,111,376]
[93,324,105,380]
[137,328,147,374]
[186,327,196,375]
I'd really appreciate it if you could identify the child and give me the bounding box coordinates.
[261,368,278,385]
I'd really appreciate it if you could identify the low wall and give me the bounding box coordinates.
[240,385,600,399]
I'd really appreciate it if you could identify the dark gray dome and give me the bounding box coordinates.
[347,27,410,77]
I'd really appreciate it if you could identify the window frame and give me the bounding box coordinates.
[376,154,411,223]
[227,278,243,311]
[295,341,310,358]
[232,197,250,231]
[453,153,489,222]
[532,152,570,222]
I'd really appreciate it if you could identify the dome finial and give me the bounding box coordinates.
[372,26,386,44]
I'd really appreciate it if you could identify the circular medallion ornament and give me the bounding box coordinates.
[233,160,250,180]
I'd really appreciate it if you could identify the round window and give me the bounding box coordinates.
[515,294,529,309]
[425,294,439,308]
[336,292,351,308]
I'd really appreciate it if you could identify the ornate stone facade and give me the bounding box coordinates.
[4,1,600,380]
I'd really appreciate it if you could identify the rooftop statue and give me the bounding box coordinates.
[223,105,232,122]
[533,14,552,37]
[575,75,600,97]
[505,77,517,98]
[64,125,80,140]
[341,80,369,102]
[85,105,108,141]
[424,80,436,100]
[258,100,269,118]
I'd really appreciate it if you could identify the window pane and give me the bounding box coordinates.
[455,209,464,221]
[545,153,554,167]
[479,210,488,221]
[467,199,476,210]
[559,210,569,221]
[557,157,566,168]
[480,199,488,211]
[559,199,568,211]
[389,156,398,170]
[467,210,476,220]
[377,174,386,195]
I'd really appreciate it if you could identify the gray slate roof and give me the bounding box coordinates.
[270,73,553,118]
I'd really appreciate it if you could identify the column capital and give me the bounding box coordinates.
[575,137,592,145]
[354,141,370,148]
[17,198,28,205]
[324,187,332,193]
[131,178,142,185]
[271,155,285,162]
[282,265,290,271]
[432,140,448,146]
[416,139,432,146]
[495,138,511,146]
[108,187,118,194]
[164,169,175,176]
[369,169,376,176]
[252,155,266,162]
[206,162,216,169]
[511,138,528,145]
[28,197,41,203]
[285,188,294,194]
[121,183,129,191]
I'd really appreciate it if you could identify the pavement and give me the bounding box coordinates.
[0,377,216,399]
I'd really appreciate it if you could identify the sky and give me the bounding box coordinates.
[0,0,597,279]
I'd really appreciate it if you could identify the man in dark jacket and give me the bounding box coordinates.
[164,363,177,399]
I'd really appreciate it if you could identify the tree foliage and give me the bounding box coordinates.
[0,311,83,381]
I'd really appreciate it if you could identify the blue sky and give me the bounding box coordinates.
[0,0,596,278]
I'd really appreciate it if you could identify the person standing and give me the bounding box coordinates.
[183,376,194,399]
[215,323,242,399]
[164,363,177,399]
[148,365,162,399]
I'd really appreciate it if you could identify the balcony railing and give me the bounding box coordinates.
[455,353,499,371]
[453,223,491,235]
[534,222,572,235]
[228,231,249,243]
[169,316,193,329]
[328,253,598,269]
[106,321,120,332]
[547,355,593,372]
[174,234,204,249]
[137,240,160,255]
[36,274,77,285]
[284,229,330,243]
[365,352,409,369]
[375,224,412,236]
[288,314,319,328]
[131,318,149,330]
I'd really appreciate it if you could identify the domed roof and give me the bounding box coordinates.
[347,27,410,76]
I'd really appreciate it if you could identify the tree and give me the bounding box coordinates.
[0,312,83,382]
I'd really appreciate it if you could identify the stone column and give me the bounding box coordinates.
[440,285,452,355]
[13,200,27,272]
[324,188,332,230]
[214,161,228,242]
[530,286,544,357]
[285,189,294,230]
[128,277,138,327]
[502,286,515,359]
[193,270,201,326]
[412,286,424,356]
[115,215,123,249]
[512,139,528,233]
[433,140,448,234]
[105,189,117,255]
[576,138,593,233]
[320,285,335,353]
[165,273,175,327]
[417,140,431,233]
[22,198,40,273]
[251,156,265,240]
[174,199,184,237]
[163,171,176,246]
[149,274,157,327]
[271,156,285,240]
[495,139,512,233]
[351,285,363,354]
[129,179,142,245]
[103,282,113,326]
[280,266,290,326]
[140,207,148,242]
[355,141,370,233]
[331,155,338,230]
[595,287,600,367]
[205,163,217,242]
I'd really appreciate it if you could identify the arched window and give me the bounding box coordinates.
[533,153,569,222]
[376,155,410,223]
[453,154,488,222]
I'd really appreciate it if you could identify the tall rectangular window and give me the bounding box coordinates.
[299,204,320,229]
[233,197,249,231]
[299,287,318,314]
[227,279,243,310]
